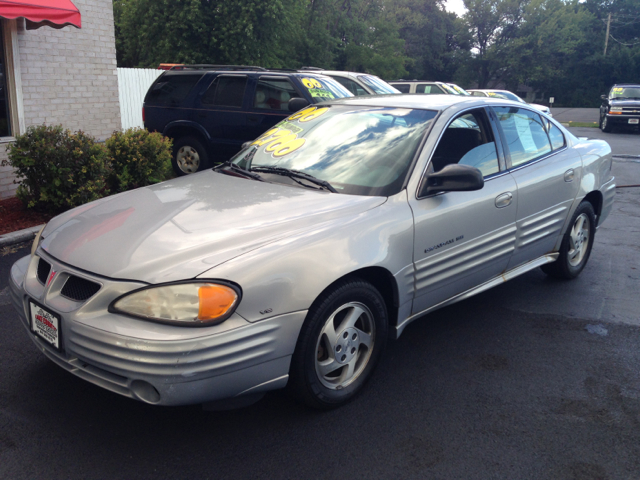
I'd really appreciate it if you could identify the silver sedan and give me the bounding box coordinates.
[10,95,615,409]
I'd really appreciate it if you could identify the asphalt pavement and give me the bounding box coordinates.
[1,128,639,479]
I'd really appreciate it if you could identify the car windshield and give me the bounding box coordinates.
[230,105,437,196]
[299,75,353,103]
[358,75,401,94]
[610,86,640,99]
[485,91,511,100]
[489,91,524,103]
[448,84,470,95]
[440,84,459,95]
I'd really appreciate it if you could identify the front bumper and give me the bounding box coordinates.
[605,113,640,125]
[9,252,306,406]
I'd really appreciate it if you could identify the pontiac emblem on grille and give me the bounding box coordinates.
[47,270,56,286]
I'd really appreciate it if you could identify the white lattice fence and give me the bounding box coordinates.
[117,68,163,130]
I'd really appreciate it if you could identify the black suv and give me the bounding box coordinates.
[600,84,640,133]
[143,65,352,175]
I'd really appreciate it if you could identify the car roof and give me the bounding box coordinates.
[322,93,515,111]
[613,84,640,87]
[299,69,375,77]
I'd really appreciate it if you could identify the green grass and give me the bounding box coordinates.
[566,121,599,128]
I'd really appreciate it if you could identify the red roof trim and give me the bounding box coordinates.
[0,0,81,29]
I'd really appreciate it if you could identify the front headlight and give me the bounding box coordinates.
[609,107,623,114]
[110,282,241,326]
[31,224,46,256]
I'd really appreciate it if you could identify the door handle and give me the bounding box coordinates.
[564,169,575,182]
[197,112,207,119]
[495,192,513,208]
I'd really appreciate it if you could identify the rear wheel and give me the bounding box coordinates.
[172,136,210,176]
[288,279,388,409]
[541,201,596,279]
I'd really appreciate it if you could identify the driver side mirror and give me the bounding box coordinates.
[601,94,608,101]
[419,164,484,197]
[289,97,310,112]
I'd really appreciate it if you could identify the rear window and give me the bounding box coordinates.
[145,73,204,106]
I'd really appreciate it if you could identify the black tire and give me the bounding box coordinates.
[541,201,596,279]
[288,278,388,409]
[600,115,612,133]
[172,136,210,176]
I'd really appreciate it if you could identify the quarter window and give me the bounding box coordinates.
[145,73,204,106]
[493,107,552,167]
[254,77,300,110]
[544,119,566,151]
[202,76,247,107]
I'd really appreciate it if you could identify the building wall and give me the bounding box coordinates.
[0,0,121,199]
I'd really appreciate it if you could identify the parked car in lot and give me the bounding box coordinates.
[599,84,640,132]
[389,80,459,95]
[10,95,615,410]
[468,89,552,117]
[143,65,352,175]
[298,67,400,96]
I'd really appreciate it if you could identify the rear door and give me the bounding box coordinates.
[195,74,249,156]
[492,106,581,269]
[409,107,518,314]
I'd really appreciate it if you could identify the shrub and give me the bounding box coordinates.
[3,125,108,212]
[105,128,173,193]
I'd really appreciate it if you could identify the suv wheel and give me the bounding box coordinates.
[600,115,612,133]
[173,137,210,176]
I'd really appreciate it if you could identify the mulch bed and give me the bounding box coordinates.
[0,196,55,236]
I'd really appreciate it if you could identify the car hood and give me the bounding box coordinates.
[40,171,386,283]
[609,99,640,107]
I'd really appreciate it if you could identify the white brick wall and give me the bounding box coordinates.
[0,0,121,199]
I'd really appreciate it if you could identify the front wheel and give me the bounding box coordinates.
[172,136,210,176]
[541,201,596,279]
[288,279,388,409]
[600,115,612,133]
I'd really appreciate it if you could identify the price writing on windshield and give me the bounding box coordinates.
[288,106,329,122]
[300,77,336,100]
[251,128,306,157]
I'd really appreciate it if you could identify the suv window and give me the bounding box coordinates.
[202,76,247,107]
[494,107,552,167]
[417,84,443,94]
[254,77,301,110]
[431,110,500,177]
[331,76,368,96]
[393,84,411,93]
[145,73,204,106]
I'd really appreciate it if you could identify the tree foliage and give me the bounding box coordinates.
[114,0,640,107]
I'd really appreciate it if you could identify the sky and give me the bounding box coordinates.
[443,0,467,17]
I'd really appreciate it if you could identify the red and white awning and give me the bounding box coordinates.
[0,0,81,29]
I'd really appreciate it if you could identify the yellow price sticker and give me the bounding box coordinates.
[251,128,306,157]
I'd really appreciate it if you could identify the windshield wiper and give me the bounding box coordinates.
[251,166,337,193]
[214,149,264,182]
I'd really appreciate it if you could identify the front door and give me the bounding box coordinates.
[409,108,518,314]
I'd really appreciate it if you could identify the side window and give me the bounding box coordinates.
[331,76,368,96]
[493,107,552,167]
[202,76,247,107]
[417,84,443,94]
[543,118,566,151]
[393,84,411,93]
[254,77,300,110]
[145,74,204,106]
[471,91,485,97]
[431,110,500,177]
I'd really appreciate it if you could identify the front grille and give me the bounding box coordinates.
[621,107,640,114]
[60,276,101,302]
[36,258,51,285]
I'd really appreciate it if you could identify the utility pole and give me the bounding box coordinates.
[604,12,611,56]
